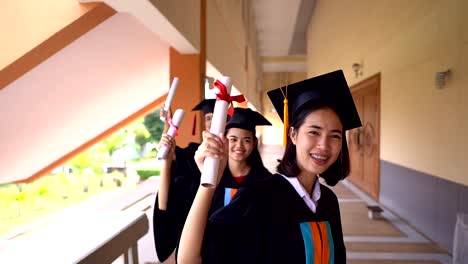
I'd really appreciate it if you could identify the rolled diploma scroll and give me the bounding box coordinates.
[160,77,179,121]
[157,109,185,160]
[200,76,232,187]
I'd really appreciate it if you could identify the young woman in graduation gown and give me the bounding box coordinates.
[153,99,216,262]
[177,70,362,264]
[153,106,272,262]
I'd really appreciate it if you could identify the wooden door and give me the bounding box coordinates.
[347,74,381,201]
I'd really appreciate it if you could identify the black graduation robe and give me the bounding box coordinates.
[152,143,272,262]
[203,173,346,264]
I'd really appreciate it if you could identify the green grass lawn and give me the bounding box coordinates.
[0,158,162,237]
[0,172,132,236]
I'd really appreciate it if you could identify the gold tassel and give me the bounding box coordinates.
[283,97,288,148]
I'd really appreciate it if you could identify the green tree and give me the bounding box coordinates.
[101,130,127,157]
[126,119,151,155]
[69,149,95,175]
[143,108,165,143]
[134,128,151,153]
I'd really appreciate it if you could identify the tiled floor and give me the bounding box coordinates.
[258,144,452,264]
[347,261,441,264]
[340,201,406,237]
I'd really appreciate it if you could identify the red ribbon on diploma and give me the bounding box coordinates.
[168,118,179,136]
[214,80,246,116]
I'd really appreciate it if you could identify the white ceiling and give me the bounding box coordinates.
[251,0,316,71]
[251,0,301,57]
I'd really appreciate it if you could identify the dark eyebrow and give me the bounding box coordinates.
[309,125,342,134]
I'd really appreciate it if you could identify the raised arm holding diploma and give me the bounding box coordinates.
[178,78,252,264]
[200,76,232,187]
[157,109,185,160]
[153,99,216,262]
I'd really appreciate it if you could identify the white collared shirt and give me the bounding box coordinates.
[280,174,321,213]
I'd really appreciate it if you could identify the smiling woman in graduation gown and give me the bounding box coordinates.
[179,70,362,264]
[208,108,272,214]
[205,172,346,264]
[153,106,272,262]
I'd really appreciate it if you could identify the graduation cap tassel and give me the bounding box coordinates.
[283,97,288,148]
[191,114,197,136]
[279,83,289,148]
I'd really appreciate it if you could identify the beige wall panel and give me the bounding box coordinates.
[456,44,468,184]
[150,0,200,51]
[460,0,468,44]
[207,0,246,95]
[306,0,467,185]
[214,0,247,52]
[247,56,258,107]
[381,59,460,176]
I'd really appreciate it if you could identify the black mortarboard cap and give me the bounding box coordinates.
[226,108,272,133]
[267,70,361,131]
[192,99,216,115]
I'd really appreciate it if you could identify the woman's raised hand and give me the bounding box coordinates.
[157,134,176,161]
[194,130,228,186]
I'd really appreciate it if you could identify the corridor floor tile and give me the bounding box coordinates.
[347,260,441,264]
[341,201,406,237]
[345,242,447,253]
[330,182,360,199]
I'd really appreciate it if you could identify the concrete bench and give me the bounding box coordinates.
[367,205,384,220]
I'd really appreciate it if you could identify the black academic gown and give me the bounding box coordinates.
[203,173,346,264]
[152,143,272,262]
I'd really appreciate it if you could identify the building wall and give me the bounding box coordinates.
[380,160,468,251]
[306,0,468,251]
[206,0,262,108]
[150,0,263,108]
[306,0,468,186]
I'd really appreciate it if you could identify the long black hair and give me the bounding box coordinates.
[277,101,350,186]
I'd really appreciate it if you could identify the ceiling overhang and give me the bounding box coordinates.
[251,0,315,72]
[80,0,198,54]
[262,56,307,72]
[0,13,170,184]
